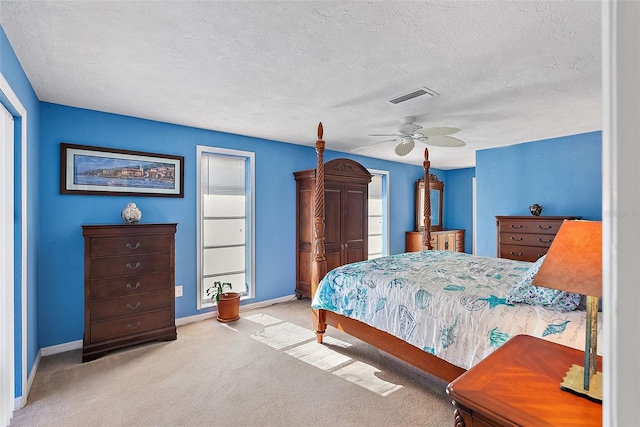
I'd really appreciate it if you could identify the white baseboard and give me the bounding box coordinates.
[176,294,297,326]
[41,339,83,357]
[239,294,298,313]
[13,388,26,411]
[13,348,41,410]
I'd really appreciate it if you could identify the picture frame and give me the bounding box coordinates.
[60,143,184,197]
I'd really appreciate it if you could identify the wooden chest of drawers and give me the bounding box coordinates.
[496,216,579,262]
[82,223,177,362]
[405,229,465,253]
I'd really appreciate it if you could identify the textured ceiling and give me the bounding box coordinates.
[0,1,601,169]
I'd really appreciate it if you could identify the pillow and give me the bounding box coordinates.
[506,255,581,312]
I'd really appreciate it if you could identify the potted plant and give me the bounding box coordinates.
[206,281,241,322]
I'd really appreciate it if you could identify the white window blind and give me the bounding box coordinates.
[197,147,254,308]
[368,171,389,259]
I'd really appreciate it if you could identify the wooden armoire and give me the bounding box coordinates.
[294,158,372,299]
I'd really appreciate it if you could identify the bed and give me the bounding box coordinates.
[307,123,602,383]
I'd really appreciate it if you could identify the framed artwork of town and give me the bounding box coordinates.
[60,143,184,197]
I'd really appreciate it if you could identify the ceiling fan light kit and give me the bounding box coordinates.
[366,116,465,156]
[394,138,415,156]
[401,135,414,144]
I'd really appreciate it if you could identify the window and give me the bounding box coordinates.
[368,170,389,259]
[197,146,254,308]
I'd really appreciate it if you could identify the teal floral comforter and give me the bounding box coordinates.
[311,250,602,370]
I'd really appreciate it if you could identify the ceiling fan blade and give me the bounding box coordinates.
[373,138,401,144]
[414,127,460,137]
[368,133,399,137]
[394,139,415,156]
[351,138,400,153]
[419,135,466,147]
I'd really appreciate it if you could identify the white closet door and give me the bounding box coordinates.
[0,102,15,427]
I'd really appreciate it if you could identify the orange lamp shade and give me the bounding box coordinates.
[532,220,602,298]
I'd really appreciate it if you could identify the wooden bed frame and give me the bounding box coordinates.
[310,123,466,383]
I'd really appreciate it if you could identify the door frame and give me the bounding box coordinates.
[0,72,28,411]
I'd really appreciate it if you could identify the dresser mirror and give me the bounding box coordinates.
[415,175,444,232]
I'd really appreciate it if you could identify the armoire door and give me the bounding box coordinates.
[342,184,367,265]
[324,185,342,273]
[324,182,368,271]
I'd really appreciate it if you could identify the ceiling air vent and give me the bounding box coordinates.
[388,87,438,105]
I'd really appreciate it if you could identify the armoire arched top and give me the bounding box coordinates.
[293,158,372,185]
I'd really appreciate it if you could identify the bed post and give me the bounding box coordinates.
[423,148,433,250]
[311,122,327,343]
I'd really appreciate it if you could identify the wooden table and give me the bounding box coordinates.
[446,335,602,426]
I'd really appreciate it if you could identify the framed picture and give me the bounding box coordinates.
[60,143,184,197]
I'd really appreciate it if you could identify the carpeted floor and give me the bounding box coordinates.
[10,299,454,426]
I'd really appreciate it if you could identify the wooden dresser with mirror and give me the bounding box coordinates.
[405,174,465,253]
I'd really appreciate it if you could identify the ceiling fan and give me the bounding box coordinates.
[363,116,465,156]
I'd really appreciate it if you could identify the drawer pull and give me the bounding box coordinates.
[126,262,141,270]
[127,322,141,329]
[509,236,523,241]
[510,251,524,257]
[127,302,141,310]
[538,225,553,230]
[510,224,523,229]
[126,242,141,250]
[538,238,553,243]
[126,282,141,290]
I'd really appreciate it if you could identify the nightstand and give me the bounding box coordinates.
[446,335,602,426]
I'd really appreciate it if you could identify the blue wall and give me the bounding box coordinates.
[475,132,602,256]
[443,167,475,253]
[38,103,428,347]
[1,24,40,398]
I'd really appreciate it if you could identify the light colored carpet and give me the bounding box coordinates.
[10,299,454,426]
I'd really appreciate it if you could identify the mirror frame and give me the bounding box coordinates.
[415,174,444,232]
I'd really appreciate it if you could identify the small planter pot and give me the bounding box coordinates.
[216,292,241,322]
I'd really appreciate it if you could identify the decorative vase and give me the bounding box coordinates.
[529,204,543,216]
[121,202,142,224]
[216,292,241,323]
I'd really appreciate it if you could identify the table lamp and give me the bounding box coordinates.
[531,219,602,402]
